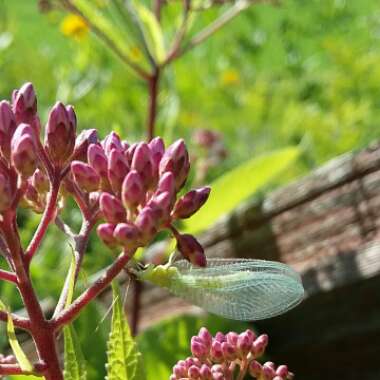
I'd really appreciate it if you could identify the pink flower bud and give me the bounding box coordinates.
[97,223,118,249]
[198,327,212,349]
[249,360,262,378]
[173,363,187,378]
[226,332,238,347]
[221,341,236,361]
[146,191,172,224]
[159,139,190,191]
[191,338,208,359]
[176,233,207,267]
[237,331,254,356]
[214,332,226,343]
[102,132,123,156]
[11,123,38,177]
[210,364,224,376]
[131,142,153,188]
[88,144,108,178]
[45,102,76,165]
[210,340,223,362]
[149,136,165,166]
[276,365,288,378]
[73,129,98,161]
[31,169,49,193]
[99,193,126,224]
[71,161,100,192]
[0,100,16,159]
[0,173,13,212]
[108,148,129,194]
[12,83,37,123]
[252,334,268,358]
[135,206,157,244]
[156,172,175,197]
[188,365,200,379]
[172,187,210,219]
[199,364,212,380]
[113,223,140,250]
[185,357,197,368]
[273,377,284,380]
[121,170,145,208]
[262,362,276,379]
[125,143,138,165]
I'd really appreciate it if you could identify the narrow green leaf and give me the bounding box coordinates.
[132,2,166,63]
[65,246,77,309]
[63,325,88,380]
[106,282,146,380]
[184,147,300,234]
[7,313,33,372]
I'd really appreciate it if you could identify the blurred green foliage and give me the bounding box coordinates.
[0,0,380,378]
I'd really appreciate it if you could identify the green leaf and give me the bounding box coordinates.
[183,147,300,234]
[132,2,166,63]
[106,282,146,380]
[63,325,88,380]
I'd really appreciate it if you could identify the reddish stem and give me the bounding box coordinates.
[25,178,60,266]
[0,269,17,284]
[130,277,142,336]
[0,362,46,375]
[1,212,63,380]
[53,251,133,330]
[0,310,30,331]
[146,69,160,141]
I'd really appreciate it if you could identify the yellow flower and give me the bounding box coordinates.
[60,14,89,41]
[220,69,240,86]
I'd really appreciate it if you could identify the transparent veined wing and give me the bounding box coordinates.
[139,258,304,321]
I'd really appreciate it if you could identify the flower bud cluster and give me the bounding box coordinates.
[69,131,210,265]
[170,328,294,380]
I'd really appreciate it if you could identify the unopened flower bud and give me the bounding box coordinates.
[226,332,238,347]
[88,144,108,178]
[146,191,172,224]
[102,132,123,155]
[0,173,12,212]
[172,187,210,219]
[210,340,223,362]
[0,100,16,159]
[99,193,126,223]
[188,365,200,379]
[73,129,98,161]
[125,143,138,165]
[31,168,49,193]
[11,123,38,177]
[121,170,145,208]
[200,364,212,380]
[214,332,226,343]
[149,136,164,166]
[113,223,140,250]
[12,83,37,123]
[173,363,187,378]
[221,341,236,361]
[252,334,268,358]
[71,161,100,192]
[262,362,276,379]
[249,360,262,378]
[156,172,175,197]
[108,149,129,194]
[211,364,224,379]
[97,223,118,249]
[237,331,254,356]
[45,102,76,165]
[135,207,157,244]
[276,365,289,378]
[198,327,212,349]
[191,337,208,359]
[131,142,153,188]
[159,139,190,190]
[176,233,206,267]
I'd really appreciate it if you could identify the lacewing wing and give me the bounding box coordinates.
[135,258,304,321]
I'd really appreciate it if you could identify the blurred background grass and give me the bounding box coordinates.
[1,0,380,378]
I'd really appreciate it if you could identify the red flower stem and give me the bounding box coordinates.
[146,68,160,141]
[53,250,133,330]
[1,212,64,380]
[0,269,17,284]
[0,310,30,331]
[24,177,60,266]
[0,362,46,375]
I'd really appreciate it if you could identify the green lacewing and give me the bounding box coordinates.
[132,258,304,321]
